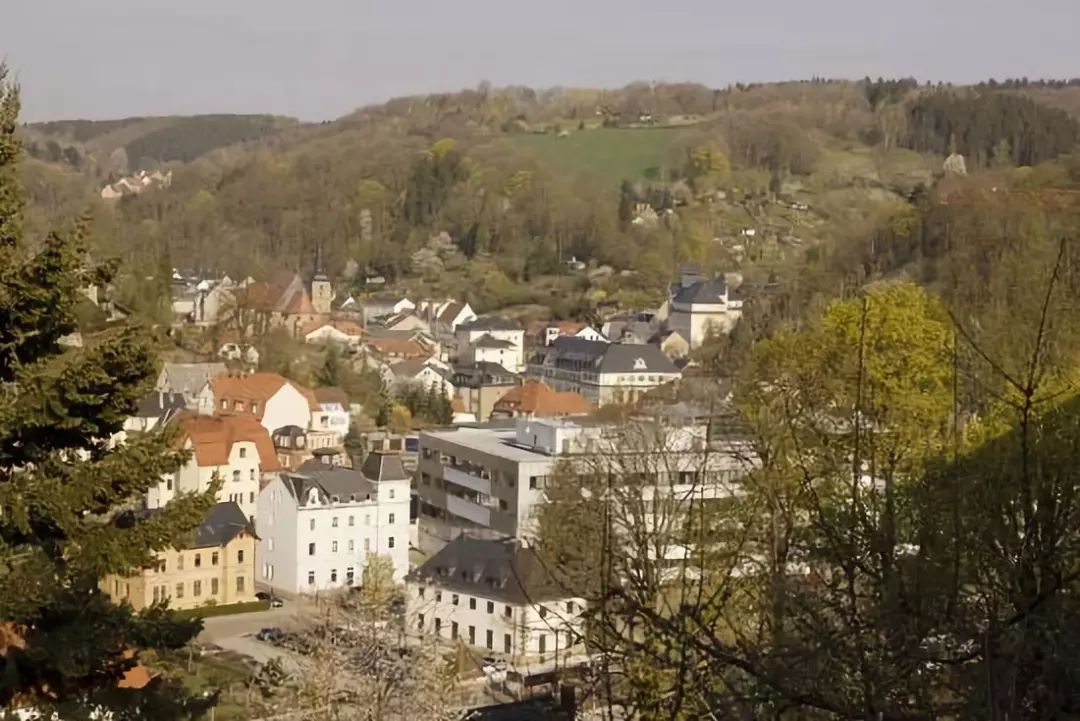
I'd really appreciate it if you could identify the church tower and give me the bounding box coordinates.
[311,243,333,315]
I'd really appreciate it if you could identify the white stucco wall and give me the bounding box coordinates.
[263,384,313,434]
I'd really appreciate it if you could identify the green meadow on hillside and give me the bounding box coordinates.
[501,126,690,183]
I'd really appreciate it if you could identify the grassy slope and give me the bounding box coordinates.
[499,126,689,183]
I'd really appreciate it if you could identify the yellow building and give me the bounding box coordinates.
[104,502,257,611]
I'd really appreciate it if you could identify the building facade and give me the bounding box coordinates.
[406,536,585,664]
[197,372,317,434]
[256,452,411,594]
[102,502,256,612]
[456,317,526,373]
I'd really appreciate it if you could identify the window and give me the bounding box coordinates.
[451,622,458,640]
[348,540,354,552]
[529,476,538,489]
[332,516,339,528]
[418,586,426,598]
[166,477,173,491]
[175,583,184,599]
[308,543,316,556]
[251,402,259,414]
[452,594,459,606]
[538,606,548,619]
[388,513,395,524]
[177,554,184,571]
[330,569,338,583]
[307,571,316,585]
[249,491,255,504]
[418,614,425,630]
[220,399,228,410]
[566,601,575,613]
[388,537,395,549]
[504,634,512,654]
[152,586,161,603]
[469,598,477,610]
[211,578,219,595]
[211,552,219,566]
[236,576,245,592]
[309,518,316,531]
[194,553,201,568]
[348,515,354,527]
[468,626,476,644]
[239,448,247,459]
[193,580,202,597]
[249,469,255,481]
[237,549,245,563]
[499,499,508,511]
[539,634,547,655]
[434,618,442,633]
[365,514,371,526]
[504,605,512,618]
[364,538,370,552]
[232,470,241,483]
[486,601,494,614]
[389,489,395,499]
[332,541,338,553]
[486,630,493,650]
[346,567,354,584]
[234,401,243,411]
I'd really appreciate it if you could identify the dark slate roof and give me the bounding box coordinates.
[360,451,410,482]
[135,392,186,419]
[191,502,254,549]
[408,536,572,605]
[460,316,522,332]
[286,461,377,506]
[545,336,679,375]
[453,363,518,387]
[472,333,516,349]
[670,277,728,305]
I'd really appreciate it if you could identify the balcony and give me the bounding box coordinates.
[444,466,492,495]
[446,495,492,527]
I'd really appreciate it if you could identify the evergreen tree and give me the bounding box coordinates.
[0,67,217,718]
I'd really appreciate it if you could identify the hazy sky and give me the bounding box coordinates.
[4,0,1078,122]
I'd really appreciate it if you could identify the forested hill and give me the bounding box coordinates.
[22,113,300,175]
[19,78,1080,327]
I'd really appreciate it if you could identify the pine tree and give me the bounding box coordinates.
[0,66,217,717]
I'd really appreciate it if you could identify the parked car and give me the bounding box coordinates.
[256,627,284,643]
[256,591,285,607]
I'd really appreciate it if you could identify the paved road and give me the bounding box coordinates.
[198,602,316,672]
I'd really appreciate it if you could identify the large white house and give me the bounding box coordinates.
[147,413,282,521]
[196,372,317,434]
[256,452,411,594]
[456,317,526,373]
[406,536,586,664]
[658,266,744,349]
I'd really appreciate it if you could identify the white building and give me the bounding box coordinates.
[416,416,752,555]
[406,536,586,663]
[311,387,351,444]
[456,317,526,373]
[256,452,411,594]
[197,372,317,435]
[657,267,744,349]
[147,413,282,522]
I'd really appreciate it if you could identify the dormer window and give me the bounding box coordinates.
[251,402,259,414]
[239,448,247,459]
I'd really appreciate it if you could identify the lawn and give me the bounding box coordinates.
[500,126,689,185]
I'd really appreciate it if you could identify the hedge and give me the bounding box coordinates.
[173,600,271,620]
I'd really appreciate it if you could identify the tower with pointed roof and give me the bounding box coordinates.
[311,243,333,315]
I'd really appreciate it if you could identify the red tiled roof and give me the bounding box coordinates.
[493,380,593,417]
[364,337,430,359]
[178,413,282,471]
[210,372,319,415]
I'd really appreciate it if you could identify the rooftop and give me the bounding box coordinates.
[459,316,522,332]
[190,502,255,548]
[493,381,593,417]
[177,412,282,470]
[420,426,553,463]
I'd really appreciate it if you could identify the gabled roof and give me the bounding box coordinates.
[364,337,430,358]
[472,333,516,349]
[281,454,404,506]
[459,316,522,332]
[301,318,364,338]
[177,413,282,471]
[452,362,518,387]
[390,359,441,380]
[493,381,593,417]
[314,386,350,407]
[210,372,319,413]
[190,502,255,548]
[408,536,573,605]
[159,362,227,397]
[437,300,467,324]
[670,277,728,305]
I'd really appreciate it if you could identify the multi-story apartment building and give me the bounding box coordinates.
[416,415,752,555]
[527,336,681,406]
[452,362,520,422]
[102,502,256,611]
[256,452,411,594]
[406,536,585,664]
[147,413,281,521]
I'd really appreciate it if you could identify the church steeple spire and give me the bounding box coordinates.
[313,242,328,281]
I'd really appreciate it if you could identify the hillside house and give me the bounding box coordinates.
[360,295,415,326]
[490,381,593,420]
[658,266,743,348]
[452,363,520,422]
[197,372,318,435]
[456,317,525,373]
[303,318,365,349]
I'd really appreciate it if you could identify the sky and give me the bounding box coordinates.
[4,0,1079,122]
